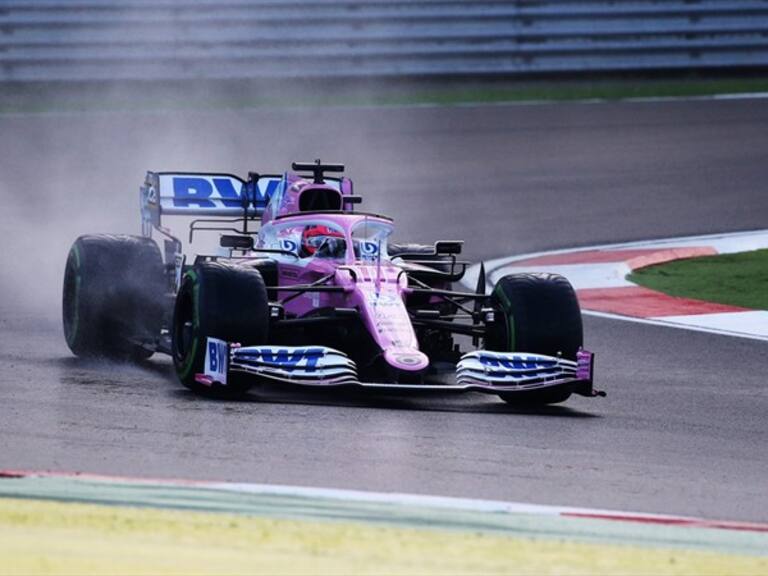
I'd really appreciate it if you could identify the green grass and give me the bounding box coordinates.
[3,76,768,114]
[628,249,768,311]
[355,77,768,106]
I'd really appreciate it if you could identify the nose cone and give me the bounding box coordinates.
[383,348,430,372]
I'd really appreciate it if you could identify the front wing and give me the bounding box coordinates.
[195,338,599,397]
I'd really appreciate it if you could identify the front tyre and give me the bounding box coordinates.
[486,273,583,406]
[62,234,165,359]
[172,262,269,397]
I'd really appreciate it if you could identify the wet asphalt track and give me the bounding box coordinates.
[0,98,767,521]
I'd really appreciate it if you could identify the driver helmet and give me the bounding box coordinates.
[301,225,346,258]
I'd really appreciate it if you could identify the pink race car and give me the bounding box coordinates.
[62,161,601,405]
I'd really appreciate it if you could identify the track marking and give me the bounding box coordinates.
[468,229,768,342]
[578,286,749,317]
[2,470,768,536]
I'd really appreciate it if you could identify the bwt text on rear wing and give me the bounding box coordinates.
[140,170,348,241]
[140,171,279,230]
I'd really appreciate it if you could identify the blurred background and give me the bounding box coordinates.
[2,0,768,105]
[2,0,767,314]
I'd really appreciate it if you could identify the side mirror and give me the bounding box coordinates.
[220,235,254,250]
[435,241,463,255]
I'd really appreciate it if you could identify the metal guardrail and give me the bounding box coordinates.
[1,1,767,82]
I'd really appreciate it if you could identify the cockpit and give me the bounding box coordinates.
[258,215,394,264]
[300,224,347,259]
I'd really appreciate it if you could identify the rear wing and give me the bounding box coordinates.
[139,163,354,279]
[140,171,281,227]
[140,170,345,241]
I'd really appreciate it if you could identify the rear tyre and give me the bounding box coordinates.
[171,262,269,397]
[486,273,583,406]
[62,234,165,359]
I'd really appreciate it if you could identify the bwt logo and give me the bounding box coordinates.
[172,177,280,209]
[248,348,325,372]
[478,355,556,370]
[207,340,228,373]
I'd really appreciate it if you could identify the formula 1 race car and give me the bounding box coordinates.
[62,161,601,405]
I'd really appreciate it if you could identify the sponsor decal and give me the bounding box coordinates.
[477,354,557,370]
[366,292,400,306]
[280,239,299,253]
[576,350,593,380]
[240,347,326,373]
[255,179,281,206]
[163,175,280,210]
[172,177,243,208]
[360,241,379,259]
[204,338,229,384]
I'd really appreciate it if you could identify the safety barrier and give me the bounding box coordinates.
[1,1,767,81]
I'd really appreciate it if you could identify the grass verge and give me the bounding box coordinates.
[2,497,766,576]
[628,249,768,310]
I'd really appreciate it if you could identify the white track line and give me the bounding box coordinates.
[582,309,768,342]
[6,469,768,532]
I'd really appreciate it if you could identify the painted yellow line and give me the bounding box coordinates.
[1,498,766,576]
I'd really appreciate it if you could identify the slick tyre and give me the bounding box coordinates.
[172,262,269,397]
[62,234,165,359]
[487,273,583,406]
